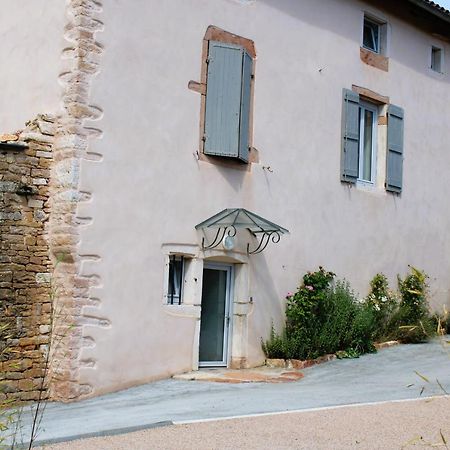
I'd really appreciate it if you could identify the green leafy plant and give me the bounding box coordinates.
[261,324,287,360]
[387,267,435,343]
[285,267,335,359]
[263,268,376,360]
[365,273,398,340]
[317,281,376,357]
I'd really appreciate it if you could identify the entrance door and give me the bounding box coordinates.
[199,263,233,367]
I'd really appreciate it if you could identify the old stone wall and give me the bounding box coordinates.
[1,0,105,404]
[46,0,105,401]
[0,116,55,402]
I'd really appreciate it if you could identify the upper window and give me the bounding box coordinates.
[363,17,380,53]
[431,46,443,73]
[204,41,252,162]
[341,88,404,194]
[190,27,256,165]
[358,102,377,183]
[360,15,389,71]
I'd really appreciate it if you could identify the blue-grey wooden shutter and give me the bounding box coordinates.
[238,51,252,163]
[386,104,404,193]
[341,89,360,183]
[204,41,251,163]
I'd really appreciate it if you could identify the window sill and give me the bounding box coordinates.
[163,304,201,319]
[197,148,259,171]
[341,180,387,196]
[428,67,445,78]
[360,47,389,72]
[355,180,388,196]
[357,179,375,188]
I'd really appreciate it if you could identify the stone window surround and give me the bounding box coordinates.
[161,243,252,370]
[350,85,390,194]
[188,25,259,171]
[360,10,390,72]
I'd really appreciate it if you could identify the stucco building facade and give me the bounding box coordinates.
[1,0,450,401]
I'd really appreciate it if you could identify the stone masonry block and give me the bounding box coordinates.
[27,199,44,208]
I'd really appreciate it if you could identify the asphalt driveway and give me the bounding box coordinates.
[5,337,450,447]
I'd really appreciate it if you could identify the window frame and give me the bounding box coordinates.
[357,101,378,184]
[190,26,258,169]
[203,40,252,162]
[363,17,381,54]
[431,45,443,73]
[341,86,404,195]
[360,13,389,72]
[167,255,185,305]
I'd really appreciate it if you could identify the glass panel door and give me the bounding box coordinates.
[199,264,232,366]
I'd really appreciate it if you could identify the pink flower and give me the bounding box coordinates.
[306,285,314,291]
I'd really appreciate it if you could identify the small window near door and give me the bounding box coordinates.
[167,255,184,305]
[431,46,443,73]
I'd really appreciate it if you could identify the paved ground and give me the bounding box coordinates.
[4,338,450,448]
[173,366,305,383]
[38,397,450,450]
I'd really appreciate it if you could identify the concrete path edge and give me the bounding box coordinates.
[6,421,173,449]
[32,395,449,447]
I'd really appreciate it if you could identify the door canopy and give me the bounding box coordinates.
[195,208,289,254]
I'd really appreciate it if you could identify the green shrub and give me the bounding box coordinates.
[387,267,435,343]
[261,324,287,359]
[365,273,398,341]
[263,268,377,361]
[285,267,335,359]
[285,267,334,331]
[263,266,438,363]
[316,281,376,357]
[437,307,450,334]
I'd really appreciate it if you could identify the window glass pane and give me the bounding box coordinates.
[363,19,379,53]
[431,47,442,72]
[168,257,183,303]
[362,109,373,181]
[199,269,227,362]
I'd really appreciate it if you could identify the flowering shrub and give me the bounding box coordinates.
[285,267,335,337]
[262,266,437,362]
[365,273,398,340]
[263,268,376,360]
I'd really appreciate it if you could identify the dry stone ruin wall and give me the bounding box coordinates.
[0,116,55,402]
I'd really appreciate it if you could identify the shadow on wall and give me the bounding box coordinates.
[259,0,450,83]
[194,155,249,192]
[249,251,286,350]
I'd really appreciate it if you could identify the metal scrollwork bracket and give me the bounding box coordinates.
[201,225,237,250]
[247,231,281,255]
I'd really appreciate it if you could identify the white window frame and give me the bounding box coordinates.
[357,101,378,184]
[431,45,443,73]
[361,12,390,58]
[363,16,381,53]
[167,255,185,305]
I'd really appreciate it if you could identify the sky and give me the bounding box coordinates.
[436,0,450,10]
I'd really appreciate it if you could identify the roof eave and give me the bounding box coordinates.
[408,0,450,25]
